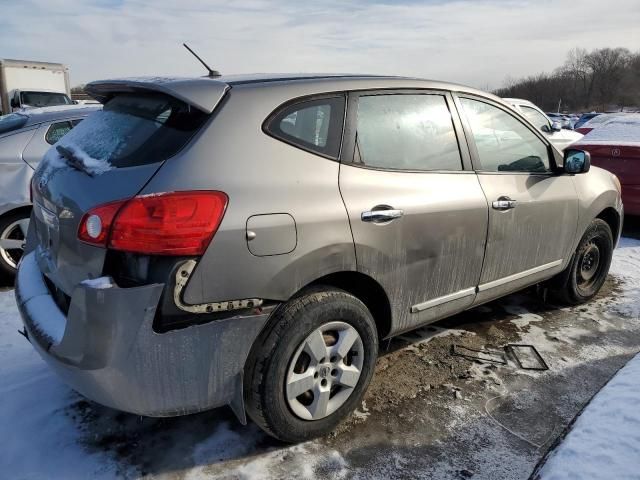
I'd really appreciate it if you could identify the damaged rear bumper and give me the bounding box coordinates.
[15,250,271,422]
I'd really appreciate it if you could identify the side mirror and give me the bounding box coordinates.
[541,124,551,133]
[10,97,18,108]
[564,149,591,174]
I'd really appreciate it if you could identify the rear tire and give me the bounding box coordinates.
[0,211,30,277]
[244,287,378,443]
[548,219,613,305]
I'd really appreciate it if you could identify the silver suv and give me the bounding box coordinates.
[16,75,622,442]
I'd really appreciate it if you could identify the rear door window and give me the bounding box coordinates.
[265,96,345,159]
[53,93,210,169]
[354,94,463,171]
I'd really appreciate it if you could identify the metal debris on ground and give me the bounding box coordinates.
[505,344,549,371]
[451,345,508,365]
[451,343,549,371]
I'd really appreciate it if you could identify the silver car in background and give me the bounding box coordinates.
[504,98,583,150]
[17,75,622,442]
[0,105,100,275]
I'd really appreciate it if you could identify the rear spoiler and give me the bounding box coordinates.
[85,77,230,114]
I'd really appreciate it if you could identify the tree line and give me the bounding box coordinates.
[494,48,640,113]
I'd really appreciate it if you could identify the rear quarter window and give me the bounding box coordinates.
[264,96,345,159]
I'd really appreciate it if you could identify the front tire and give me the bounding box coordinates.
[549,218,613,305]
[244,287,378,443]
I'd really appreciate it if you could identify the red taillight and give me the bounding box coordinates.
[78,191,228,256]
[78,200,126,246]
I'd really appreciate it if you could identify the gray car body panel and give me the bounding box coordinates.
[17,74,622,421]
[0,106,99,218]
[17,251,269,419]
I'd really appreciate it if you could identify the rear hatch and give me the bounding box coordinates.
[30,78,228,296]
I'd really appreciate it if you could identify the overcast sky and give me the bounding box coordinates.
[2,0,639,90]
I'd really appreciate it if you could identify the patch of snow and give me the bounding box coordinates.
[0,290,122,479]
[80,277,114,289]
[24,296,66,344]
[503,303,543,328]
[21,104,100,116]
[576,114,640,146]
[57,143,113,176]
[537,352,640,480]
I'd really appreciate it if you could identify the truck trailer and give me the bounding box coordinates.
[0,59,72,115]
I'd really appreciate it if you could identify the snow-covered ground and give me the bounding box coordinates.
[535,236,640,480]
[1,238,639,479]
[536,352,640,480]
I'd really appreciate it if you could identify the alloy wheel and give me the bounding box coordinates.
[0,218,29,270]
[285,321,364,421]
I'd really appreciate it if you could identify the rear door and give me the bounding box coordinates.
[339,90,488,336]
[455,95,579,305]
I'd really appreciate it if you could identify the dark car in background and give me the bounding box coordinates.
[0,105,100,275]
[574,113,601,130]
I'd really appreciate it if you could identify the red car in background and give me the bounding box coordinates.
[575,115,640,216]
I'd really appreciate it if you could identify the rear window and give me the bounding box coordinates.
[0,113,28,135]
[52,93,209,168]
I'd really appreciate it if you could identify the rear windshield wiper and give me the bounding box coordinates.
[56,145,95,177]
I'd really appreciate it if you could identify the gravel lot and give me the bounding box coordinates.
[2,221,639,480]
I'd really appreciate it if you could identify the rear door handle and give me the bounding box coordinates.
[492,196,517,211]
[361,208,404,224]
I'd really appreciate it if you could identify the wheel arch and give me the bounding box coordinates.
[596,207,621,245]
[0,204,32,221]
[305,271,393,340]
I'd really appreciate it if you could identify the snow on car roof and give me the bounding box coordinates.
[21,104,100,117]
[576,114,640,147]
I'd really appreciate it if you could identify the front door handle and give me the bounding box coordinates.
[361,208,404,224]
[492,196,517,211]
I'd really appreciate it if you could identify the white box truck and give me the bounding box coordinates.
[0,59,73,115]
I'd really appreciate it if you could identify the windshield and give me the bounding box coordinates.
[49,92,209,170]
[20,91,72,108]
[0,113,29,135]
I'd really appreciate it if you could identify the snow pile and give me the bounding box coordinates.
[537,352,640,480]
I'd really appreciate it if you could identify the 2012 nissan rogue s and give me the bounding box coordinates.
[16,74,623,443]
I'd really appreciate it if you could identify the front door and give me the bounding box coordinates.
[339,91,488,336]
[456,96,579,304]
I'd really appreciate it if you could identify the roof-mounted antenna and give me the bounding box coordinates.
[183,43,220,78]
